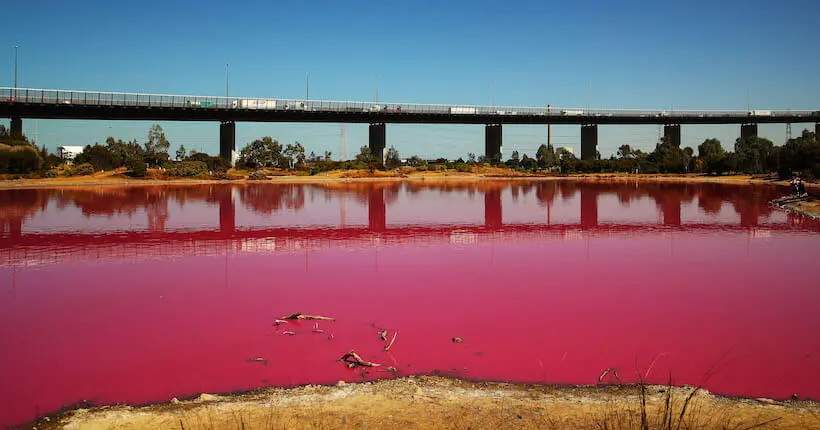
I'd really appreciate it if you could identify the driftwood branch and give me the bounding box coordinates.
[384,332,398,352]
[280,312,336,321]
[339,350,381,368]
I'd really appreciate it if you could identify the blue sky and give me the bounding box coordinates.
[2,0,818,159]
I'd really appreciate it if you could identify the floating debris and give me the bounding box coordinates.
[382,366,399,373]
[378,329,388,341]
[273,319,288,326]
[281,312,336,321]
[339,350,381,368]
[245,357,268,366]
[282,331,297,336]
[384,331,398,352]
[452,337,463,343]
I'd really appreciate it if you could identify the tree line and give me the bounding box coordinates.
[2,123,819,180]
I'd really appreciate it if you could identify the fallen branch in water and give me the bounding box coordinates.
[597,367,622,384]
[378,329,388,341]
[383,332,398,352]
[245,357,268,366]
[339,350,381,368]
[280,312,336,321]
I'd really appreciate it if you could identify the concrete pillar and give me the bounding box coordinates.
[368,123,386,164]
[663,124,681,147]
[219,121,236,166]
[815,123,819,138]
[9,117,22,138]
[740,124,758,141]
[581,124,598,160]
[580,187,598,229]
[484,188,502,229]
[484,124,502,163]
[368,187,386,232]
[218,187,236,235]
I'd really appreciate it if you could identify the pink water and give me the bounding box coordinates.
[1,181,819,427]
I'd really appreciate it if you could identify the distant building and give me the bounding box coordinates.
[57,146,85,162]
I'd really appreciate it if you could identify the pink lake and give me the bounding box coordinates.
[1,181,819,427]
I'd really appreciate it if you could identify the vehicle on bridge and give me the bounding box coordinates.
[749,110,773,116]
[184,100,215,107]
[233,99,277,109]
[283,101,308,111]
[561,109,584,116]
[450,107,477,115]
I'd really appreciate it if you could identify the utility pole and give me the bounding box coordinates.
[491,80,495,106]
[225,63,230,99]
[375,73,379,103]
[340,124,347,161]
[14,45,19,97]
[306,72,310,102]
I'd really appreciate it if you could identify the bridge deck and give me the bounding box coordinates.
[2,87,818,125]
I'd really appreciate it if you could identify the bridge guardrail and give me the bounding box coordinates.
[1,87,817,119]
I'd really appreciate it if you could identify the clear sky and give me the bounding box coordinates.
[2,0,818,159]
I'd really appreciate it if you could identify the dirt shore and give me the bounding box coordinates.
[34,377,820,430]
[0,170,809,190]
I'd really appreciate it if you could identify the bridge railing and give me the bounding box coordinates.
[2,87,818,119]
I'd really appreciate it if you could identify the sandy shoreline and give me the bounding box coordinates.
[0,171,806,190]
[33,377,820,429]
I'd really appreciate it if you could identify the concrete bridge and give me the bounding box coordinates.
[2,87,819,162]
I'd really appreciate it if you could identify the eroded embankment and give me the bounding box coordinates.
[34,377,820,429]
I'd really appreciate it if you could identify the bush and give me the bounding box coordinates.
[186,152,231,172]
[165,161,209,177]
[454,163,473,173]
[126,156,147,177]
[67,163,95,176]
[0,144,43,173]
[248,171,267,180]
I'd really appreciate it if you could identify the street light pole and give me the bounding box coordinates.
[14,45,19,97]
[226,63,230,101]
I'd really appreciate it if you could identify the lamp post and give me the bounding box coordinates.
[226,62,230,100]
[13,45,19,99]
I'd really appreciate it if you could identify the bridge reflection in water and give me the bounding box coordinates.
[0,181,815,268]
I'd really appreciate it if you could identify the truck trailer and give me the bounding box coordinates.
[450,107,477,115]
[233,99,277,109]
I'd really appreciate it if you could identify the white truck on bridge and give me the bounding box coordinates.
[561,109,585,116]
[450,107,477,115]
[749,110,773,116]
[233,99,277,109]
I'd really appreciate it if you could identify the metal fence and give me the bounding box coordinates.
[1,87,817,119]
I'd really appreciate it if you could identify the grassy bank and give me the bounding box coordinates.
[33,377,820,429]
[0,168,811,190]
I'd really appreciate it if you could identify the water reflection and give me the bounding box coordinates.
[1,180,819,427]
[1,181,817,268]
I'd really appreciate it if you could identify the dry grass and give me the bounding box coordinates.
[41,377,820,430]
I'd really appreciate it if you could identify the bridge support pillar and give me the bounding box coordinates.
[368,123,386,164]
[741,124,758,141]
[485,124,502,163]
[581,124,598,160]
[219,121,236,166]
[815,123,819,138]
[663,124,681,147]
[9,117,22,138]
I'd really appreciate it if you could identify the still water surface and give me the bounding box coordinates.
[1,181,819,426]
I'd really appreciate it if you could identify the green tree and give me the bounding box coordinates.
[697,138,726,174]
[734,136,774,174]
[74,144,118,171]
[385,146,401,168]
[520,153,537,170]
[237,137,285,169]
[506,150,520,168]
[284,142,306,168]
[356,146,376,164]
[176,145,187,161]
[144,124,170,166]
[617,144,634,159]
[536,144,558,169]
[323,150,332,162]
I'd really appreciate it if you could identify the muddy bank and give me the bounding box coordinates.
[33,377,820,429]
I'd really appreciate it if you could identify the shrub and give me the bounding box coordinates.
[126,156,147,177]
[165,161,209,177]
[454,163,473,173]
[67,163,95,176]
[186,153,231,172]
[0,144,43,173]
